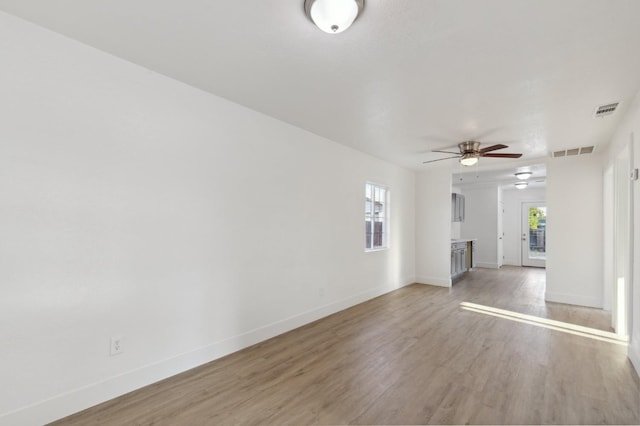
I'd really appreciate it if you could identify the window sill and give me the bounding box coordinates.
[365,247,389,253]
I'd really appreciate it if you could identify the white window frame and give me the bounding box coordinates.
[365,182,390,252]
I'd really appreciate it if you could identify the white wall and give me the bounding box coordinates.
[415,168,452,287]
[546,154,604,308]
[604,89,640,376]
[502,187,546,266]
[460,186,499,268]
[0,12,416,424]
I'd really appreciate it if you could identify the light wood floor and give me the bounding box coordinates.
[54,267,640,425]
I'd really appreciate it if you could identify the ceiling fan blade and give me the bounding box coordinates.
[432,150,461,155]
[478,144,508,154]
[481,153,523,158]
[423,155,461,164]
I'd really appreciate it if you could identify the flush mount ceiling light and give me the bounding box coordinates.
[460,153,479,167]
[304,0,364,34]
[515,171,533,180]
[514,182,528,189]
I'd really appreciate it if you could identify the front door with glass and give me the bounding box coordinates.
[522,202,546,268]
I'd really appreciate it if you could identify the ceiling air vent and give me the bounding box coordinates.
[551,146,595,158]
[594,102,619,117]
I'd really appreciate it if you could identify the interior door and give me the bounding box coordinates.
[522,202,546,268]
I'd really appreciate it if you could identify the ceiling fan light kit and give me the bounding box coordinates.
[460,153,479,166]
[515,171,533,180]
[304,0,364,34]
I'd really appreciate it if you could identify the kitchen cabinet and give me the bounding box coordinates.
[451,239,476,280]
[451,193,465,222]
[451,241,467,278]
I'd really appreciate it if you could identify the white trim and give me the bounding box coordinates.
[629,338,640,377]
[415,275,452,288]
[475,262,500,269]
[364,247,389,253]
[403,276,417,286]
[545,291,603,309]
[0,282,411,426]
[521,201,547,268]
[502,258,521,266]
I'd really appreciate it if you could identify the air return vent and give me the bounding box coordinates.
[551,146,596,158]
[594,102,619,117]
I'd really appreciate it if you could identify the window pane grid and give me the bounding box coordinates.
[365,182,389,250]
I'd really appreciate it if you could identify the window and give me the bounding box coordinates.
[365,182,389,250]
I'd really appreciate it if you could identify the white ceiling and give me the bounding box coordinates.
[1,0,640,170]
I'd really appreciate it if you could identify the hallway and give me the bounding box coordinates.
[56,267,640,425]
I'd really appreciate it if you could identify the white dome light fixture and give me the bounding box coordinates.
[460,153,479,167]
[514,181,528,189]
[515,171,533,180]
[304,0,364,34]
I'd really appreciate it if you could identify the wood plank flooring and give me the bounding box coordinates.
[54,266,640,425]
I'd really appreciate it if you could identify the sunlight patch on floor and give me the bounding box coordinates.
[460,302,628,346]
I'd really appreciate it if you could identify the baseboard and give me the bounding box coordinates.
[1,282,409,426]
[629,337,640,378]
[545,291,603,309]
[475,262,500,269]
[402,276,417,287]
[415,275,451,288]
[502,258,521,266]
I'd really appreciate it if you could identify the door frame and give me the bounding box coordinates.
[612,142,632,337]
[521,201,546,268]
[498,199,504,267]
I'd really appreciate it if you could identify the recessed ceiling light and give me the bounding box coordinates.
[514,182,528,189]
[515,171,532,180]
[304,0,364,34]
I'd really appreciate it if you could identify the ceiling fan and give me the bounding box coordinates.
[423,141,522,166]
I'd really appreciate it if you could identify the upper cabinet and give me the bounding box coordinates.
[452,193,465,222]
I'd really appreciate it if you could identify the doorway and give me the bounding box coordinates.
[612,142,632,337]
[498,199,504,267]
[522,202,546,268]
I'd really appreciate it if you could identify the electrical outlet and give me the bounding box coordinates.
[110,336,123,356]
[319,287,325,297]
